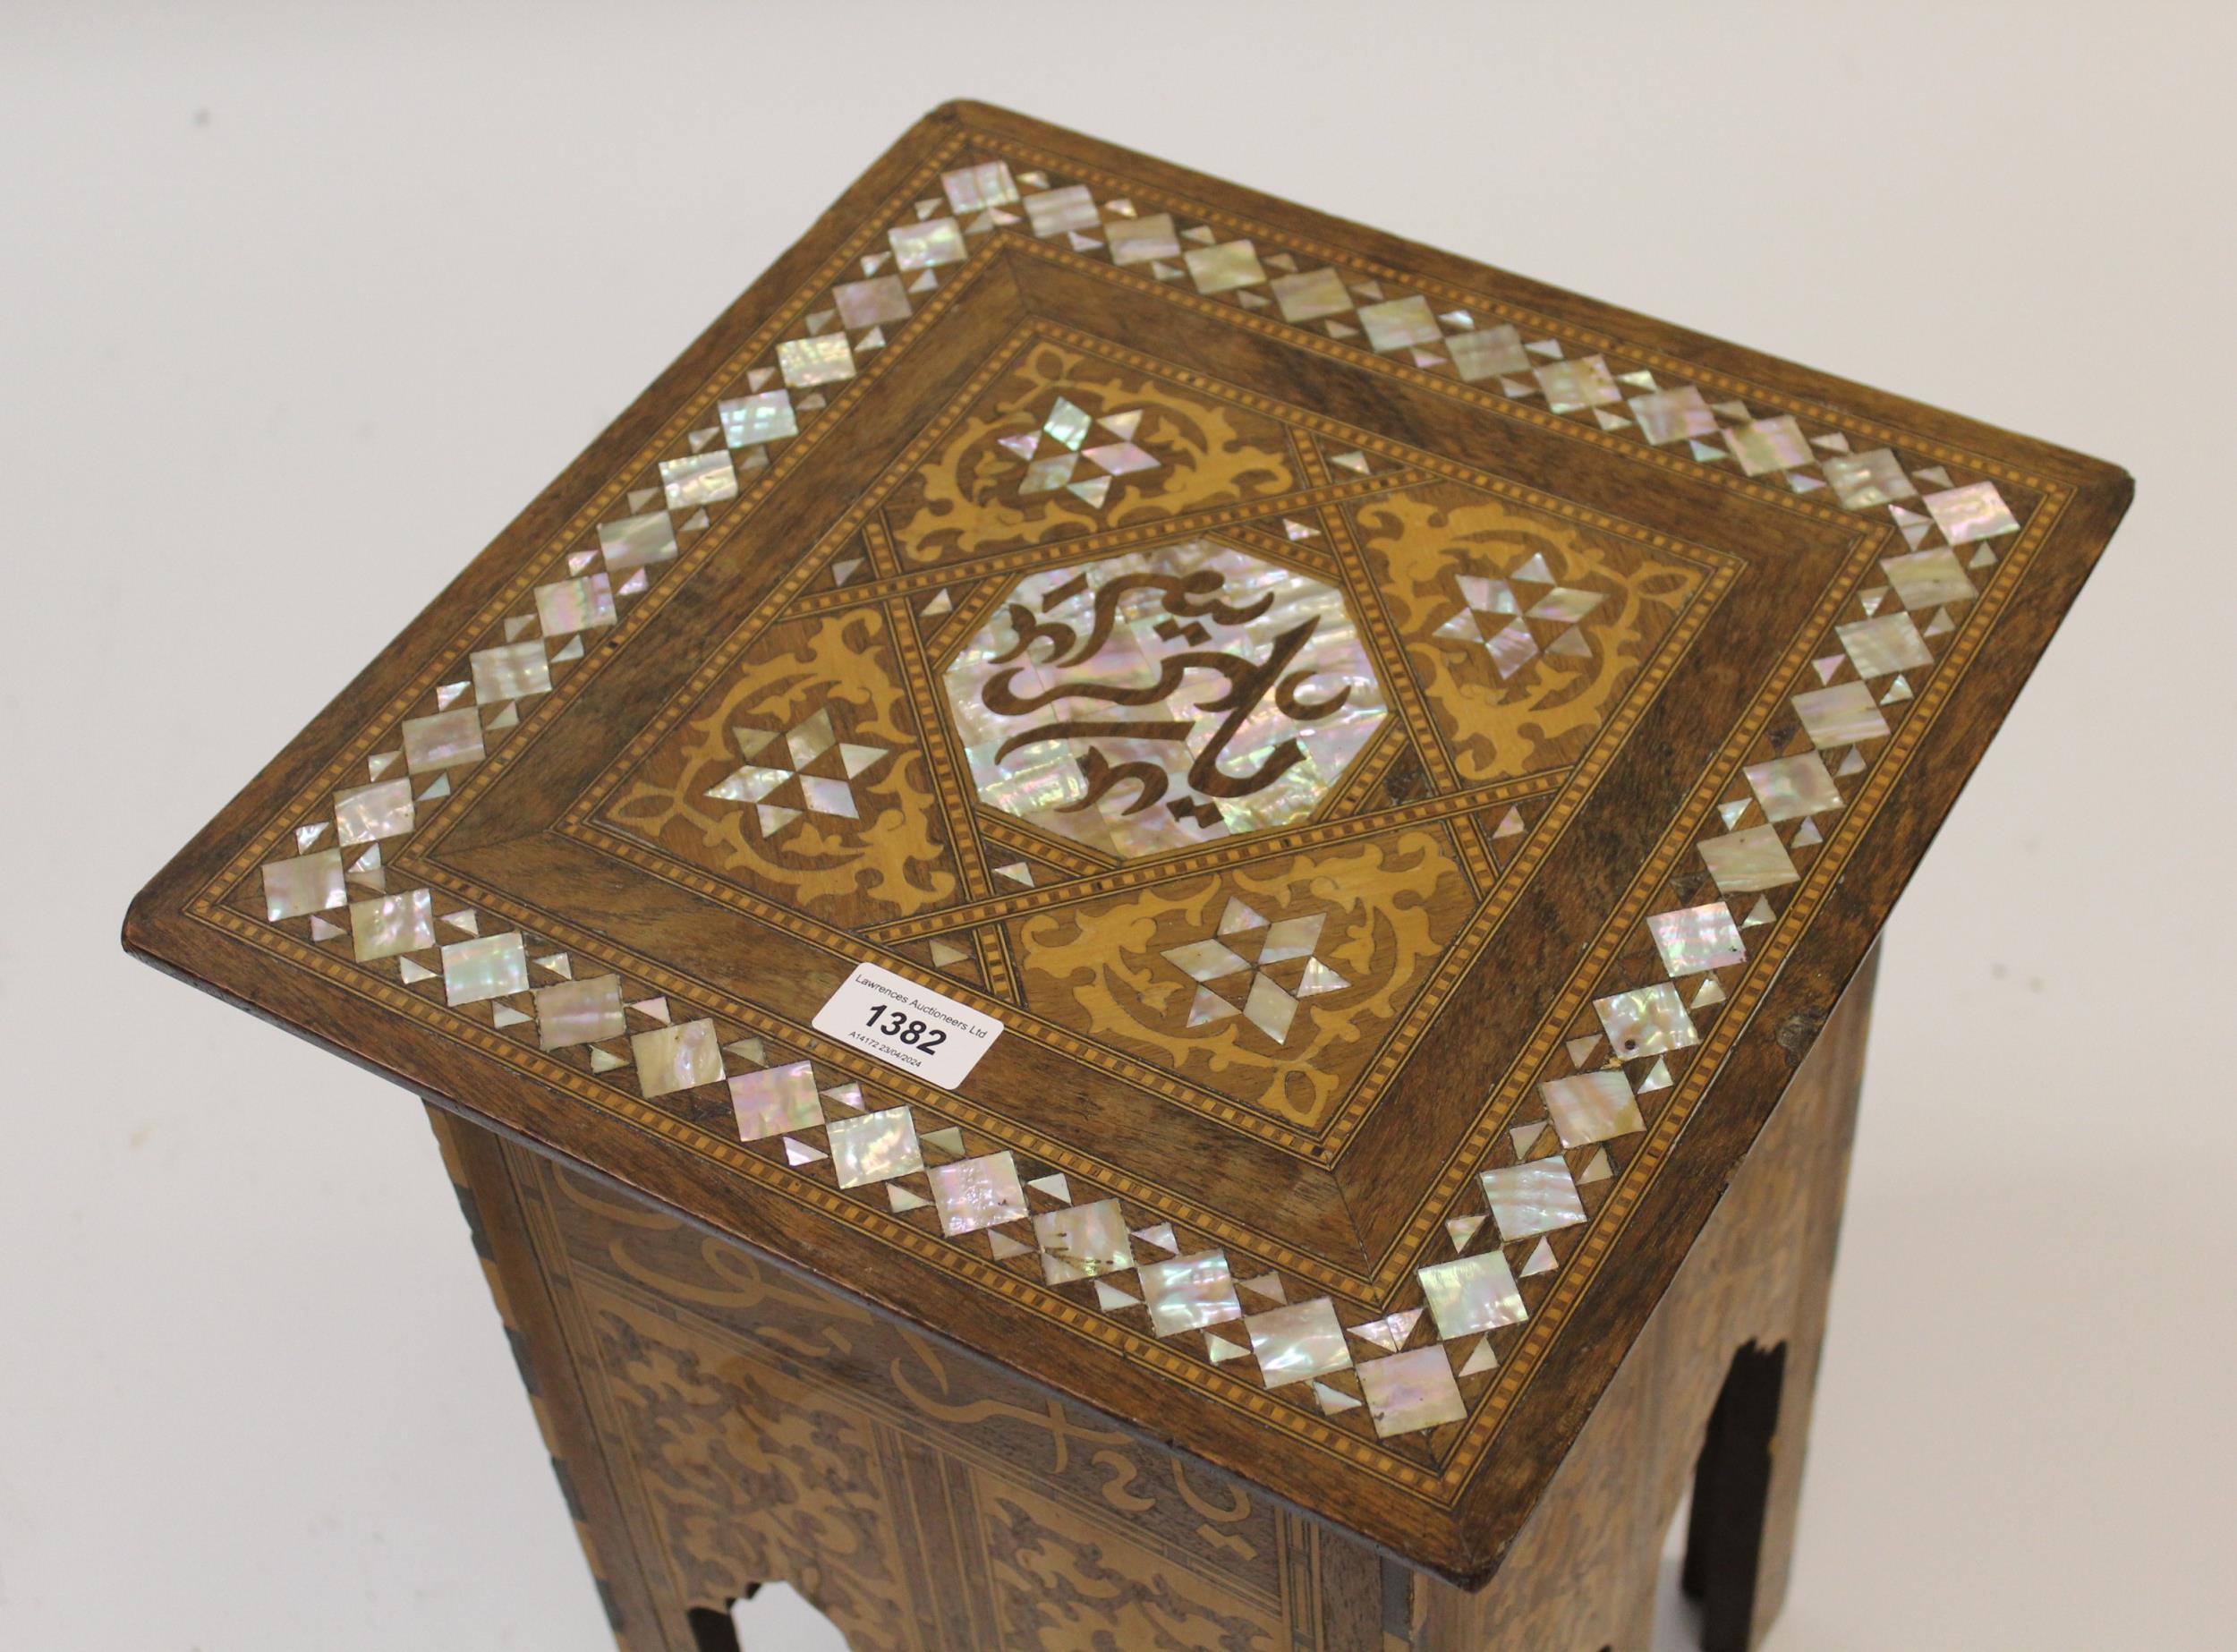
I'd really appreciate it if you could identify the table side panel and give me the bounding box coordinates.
[463,1120,1416,1650]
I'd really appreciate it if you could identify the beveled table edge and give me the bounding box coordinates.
[122,98,2134,1586]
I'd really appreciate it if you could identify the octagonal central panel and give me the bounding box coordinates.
[942,540,1389,858]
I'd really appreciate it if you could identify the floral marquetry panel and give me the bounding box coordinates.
[127,101,2131,1584]
[880,338,1300,567]
[604,606,965,927]
[1009,828,1474,1132]
[1355,480,1709,783]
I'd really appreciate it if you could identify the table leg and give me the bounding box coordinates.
[1414,946,1877,1651]
[426,942,1876,1652]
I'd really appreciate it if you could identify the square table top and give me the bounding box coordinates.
[126,101,2130,1582]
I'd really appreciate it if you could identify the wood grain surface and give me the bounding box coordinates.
[123,100,2130,1581]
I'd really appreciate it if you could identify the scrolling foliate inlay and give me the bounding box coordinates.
[180,115,2062,1496]
[533,1159,1295,1637]
[981,1478,1283,1652]
[605,607,964,927]
[514,302,1748,1409]
[882,339,1297,567]
[1012,828,1473,1129]
[588,1295,1291,1651]
[1358,481,1708,784]
[589,1291,916,1652]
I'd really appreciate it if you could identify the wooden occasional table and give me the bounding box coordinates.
[126,102,2130,1652]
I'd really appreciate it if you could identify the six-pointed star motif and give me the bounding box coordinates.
[1162,897,1348,1043]
[705,709,891,837]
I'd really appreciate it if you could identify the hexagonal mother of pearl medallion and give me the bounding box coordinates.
[941,539,1388,857]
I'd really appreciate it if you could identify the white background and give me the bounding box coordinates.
[4,4,2233,1648]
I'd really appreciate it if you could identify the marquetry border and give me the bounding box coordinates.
[544,316,1742,1158]
[163,111,2086,1509]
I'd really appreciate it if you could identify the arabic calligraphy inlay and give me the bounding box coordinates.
[943,540,1388,857]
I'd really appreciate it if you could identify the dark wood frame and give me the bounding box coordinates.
[123,99,2131,1590]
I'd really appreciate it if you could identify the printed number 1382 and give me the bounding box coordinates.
[864,1006,946,1052]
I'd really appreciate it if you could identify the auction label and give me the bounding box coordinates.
[811,961,1003,1090]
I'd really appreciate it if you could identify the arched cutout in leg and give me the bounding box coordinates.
[685,1586,760,1652]
[1681,1341,1788,1652]
[686,1605,741,1652]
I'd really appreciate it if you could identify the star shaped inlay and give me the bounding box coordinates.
[1432,551,1605,679]
[999,395,1161,508]
[1161,897,1348,1044]
[704,709,892,838]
